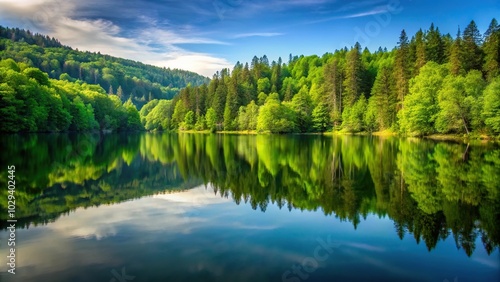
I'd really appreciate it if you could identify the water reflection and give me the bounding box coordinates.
[0,133,499,257]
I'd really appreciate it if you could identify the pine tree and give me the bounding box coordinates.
[372,64,397,129]
[483,18,500,81]
[343,43,363,107]
[108,85,114,95]
[223,78,239,130]
[449,28,464,75]
[395,30,410,110]
[425,23,445,64]
[414,29,426,74]
[324,58,344,126]
[462,20,484,72]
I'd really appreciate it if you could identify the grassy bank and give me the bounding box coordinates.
[170,129,499,142]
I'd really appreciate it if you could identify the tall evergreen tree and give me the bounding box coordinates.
[425,23,445,64]
[449,28,464,75]
[414,29,427,74]
[395,30,410,110]
[343,42,363,107]
[482,18,500,81]
[371,64,397,129]
[324,57,344,126]
[212,70,229,123]
[223,78,239,130]
[462,20,484,72]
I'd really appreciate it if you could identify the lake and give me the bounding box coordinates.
[1,133,499,282]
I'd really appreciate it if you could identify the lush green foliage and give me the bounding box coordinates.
[0,59,144,132]
[2,19,499,135]
[482,77,500,133]
[140,18,499,136]
[0,26,209,109]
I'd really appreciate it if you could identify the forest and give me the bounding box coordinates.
[0,26,209,108]
[1,19,499,135]
[140,18,500,136]
[0,58,144,132]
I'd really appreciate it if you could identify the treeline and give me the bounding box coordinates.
[0,59,143,132]
[0,26,209,108]
[141,19,500,136]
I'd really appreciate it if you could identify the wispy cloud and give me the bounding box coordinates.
[304,2,393,24]
[232,32,284,39]
[339,6,389,19]
[0,0,232,76]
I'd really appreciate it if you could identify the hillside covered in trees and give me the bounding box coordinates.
[0,58,144,132]
[141,19,500,137]
[0,26,209,108]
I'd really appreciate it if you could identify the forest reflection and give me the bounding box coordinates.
[0,133,498,257]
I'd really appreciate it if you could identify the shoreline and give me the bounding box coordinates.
[2,130,498,142]
[176,130,498,142]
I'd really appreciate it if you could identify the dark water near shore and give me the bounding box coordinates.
[1,133,499,281]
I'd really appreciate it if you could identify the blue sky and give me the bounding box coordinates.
[0,0,499,76]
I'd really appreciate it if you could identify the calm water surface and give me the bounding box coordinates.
[0,133,499,282]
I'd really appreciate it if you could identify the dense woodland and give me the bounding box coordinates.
[141,18,500,136]
[1,19,499,135]
[0,26,209,108]
[0,58,144,132]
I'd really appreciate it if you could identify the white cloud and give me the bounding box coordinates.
[339,7,389,19]
[232,32,284,39]
[0,0,232,76]
[43,185,230,240]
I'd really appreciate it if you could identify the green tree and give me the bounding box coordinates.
[212,76,227,122]
[399,62,448,135]
[223,79,239,131]
[257,92,268,105]
[194,113,206,131]
[257,77,271,94]
[364,96,378,132]
[23,67,50,86]
[482,18,500,81]
[246,100,259,130]
[238,106,249,131]
[143,100,172,131]
[70,96,98,131]
[425,23,445,64]
[172,99,187,128]
[205,107,218,132]
[449,28,464,75]
[257,93,295,133]
[371,64,397,129]
[323,57,344,126]
[343,43,363,107]
[462,20,484,72]
[482,77,500,134]
[123,98,143,130]
[342,95,367,132]
[311,102,330,132]
[184,110,195,130]
[414,29,427,74]
[290,86,312,132]
[436,71,485,134]
[395,30,411,111]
